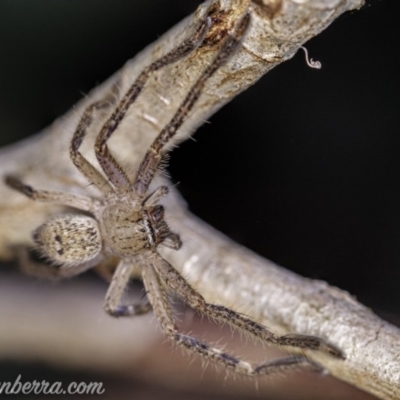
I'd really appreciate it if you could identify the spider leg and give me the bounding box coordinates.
[5,175,98,213]
[93,17,212,192]
[133,13,251,197]
[152,254,345,360]
[143,260,324,376]
[70,84,120,194]
[104,259,152,317]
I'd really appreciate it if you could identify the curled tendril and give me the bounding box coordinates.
[300,46,322,69]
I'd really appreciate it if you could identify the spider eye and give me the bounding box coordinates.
[33,214,102,267]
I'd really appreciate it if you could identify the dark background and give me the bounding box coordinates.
[0,2,399,396]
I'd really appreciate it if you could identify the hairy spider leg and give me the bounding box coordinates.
[152,254,345,359]
[142,258,324,376]
[5,175,96,212]
[70,84,120,194]
[133,13,251,197]
[92,17,212,191]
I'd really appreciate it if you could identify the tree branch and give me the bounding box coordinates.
[2,1,398,399]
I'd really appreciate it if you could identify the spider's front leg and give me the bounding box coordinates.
[142,258,324,377]
[152,254,345,360]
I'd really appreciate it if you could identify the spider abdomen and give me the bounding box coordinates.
[33,214,102,267]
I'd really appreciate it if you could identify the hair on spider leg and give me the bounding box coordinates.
[186,120,210,142]
[156,152,171,179]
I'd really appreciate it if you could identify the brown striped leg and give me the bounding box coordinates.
[70,84,120,194]
[133,13,251,197]
[142,261,324,376]
[152,254,345,360]
[5,175,97,212]
[93,17,212,191]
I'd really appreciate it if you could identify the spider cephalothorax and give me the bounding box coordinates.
[5,5,344,378]
[99,194,178,256]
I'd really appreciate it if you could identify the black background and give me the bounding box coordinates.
[0,0,399,322]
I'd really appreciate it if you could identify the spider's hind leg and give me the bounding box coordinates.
[4,175,97,212]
